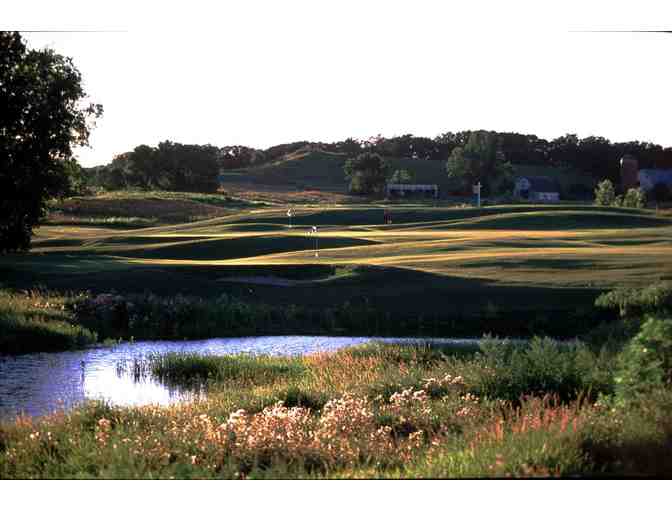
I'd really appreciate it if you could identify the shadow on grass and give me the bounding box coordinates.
[231,206,669,230]
[0,255,604,316]
[460,259,601,270]
[105,235,379,261]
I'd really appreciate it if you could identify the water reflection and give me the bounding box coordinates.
[0,335,479,418]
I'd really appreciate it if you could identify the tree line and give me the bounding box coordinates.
[84,131,672,194]
[87,141,220,192]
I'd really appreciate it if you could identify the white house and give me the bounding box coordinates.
[513,176,560,202]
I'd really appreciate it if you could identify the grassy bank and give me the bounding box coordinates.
[1,333,670,479]
[0,286,616,355]
[0,290,97,354]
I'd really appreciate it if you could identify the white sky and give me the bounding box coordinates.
[5,0,672,167]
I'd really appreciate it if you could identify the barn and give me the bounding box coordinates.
[513,176,561,202]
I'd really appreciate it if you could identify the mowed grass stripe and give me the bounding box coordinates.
[115,243,672,267]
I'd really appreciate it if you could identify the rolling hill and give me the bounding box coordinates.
[220,148,597,198]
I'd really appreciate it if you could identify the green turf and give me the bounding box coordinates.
[3,202,672,323]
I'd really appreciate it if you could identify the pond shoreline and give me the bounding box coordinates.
[0,335,517,418]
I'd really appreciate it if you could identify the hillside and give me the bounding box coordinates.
[220,149,595,198]
[245,149,348,189]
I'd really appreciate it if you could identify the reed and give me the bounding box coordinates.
[4,339,670,479]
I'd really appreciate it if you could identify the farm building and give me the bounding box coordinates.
[638,169,672,192]
[386,183,439,198]
[620,154,639,190]
[513,176,560,202]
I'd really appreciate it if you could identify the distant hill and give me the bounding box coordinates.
[219,149,596,198]
[245,149,348,190]
[220,149,457,192]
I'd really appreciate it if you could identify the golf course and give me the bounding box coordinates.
[6,19,672,485]
[3,193,672,479]
[2,193,672,348]
[9,196,672,299]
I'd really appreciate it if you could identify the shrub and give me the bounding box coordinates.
[594,180,616,206]
[612,316,672,404]
[594,179,645,208]
[622,188,646,209]
[471,338,611,403]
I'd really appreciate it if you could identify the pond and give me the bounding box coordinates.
[0,335,484,419]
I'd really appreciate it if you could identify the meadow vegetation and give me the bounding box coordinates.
[2,316,671,478]
[0,290,97,354]
[2,194,672,478]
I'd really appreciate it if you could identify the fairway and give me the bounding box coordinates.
[2,203,671,320]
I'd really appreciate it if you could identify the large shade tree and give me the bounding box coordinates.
[0,31,102,252]
[344,152,392,195]
[446,130,512,193]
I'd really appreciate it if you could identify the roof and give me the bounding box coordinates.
[516,176,560,193]
[387,184,438,190]
[640,169,672,179]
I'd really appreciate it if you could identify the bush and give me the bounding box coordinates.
[594,180,616,206]
[612,316,672,404]
[622,188,646,209]
[593,180,645,208]
[471,338,612,403]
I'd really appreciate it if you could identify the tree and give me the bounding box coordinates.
[389,168,415,184]
[129,144,159,188]
[0,32,102,252]
[154,141,219,192]
[343,152,391,195]
[594,179,616,206]
[59,159,88,196]
[336,137,362,156]
[445,130,508,193]
[622,188,646,209]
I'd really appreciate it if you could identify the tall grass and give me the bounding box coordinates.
[147,352,306,387]
[0,290,97,354]
[2,340,672,478]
